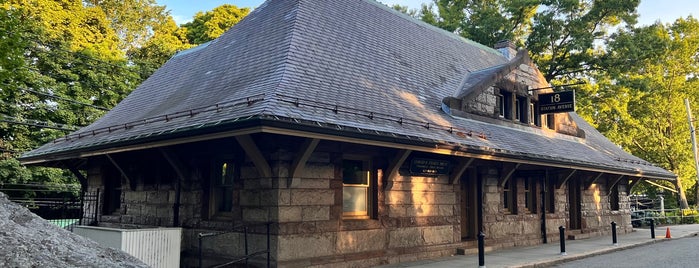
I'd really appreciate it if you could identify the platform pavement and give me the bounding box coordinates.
[379,224,699,268]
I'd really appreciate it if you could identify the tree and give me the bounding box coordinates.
[84,0,172,51]
[182,4,250,44]
[1,0,137,186]
[128,16,191,81]
[576,18,699,207]
[420,0,639,81]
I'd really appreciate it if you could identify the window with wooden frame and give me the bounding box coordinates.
[499,89,512,119]
[342,158,374,219]
[524,177,537,213]
[503,179,517,214]
[210,158,239,217]
[497,93,506,117]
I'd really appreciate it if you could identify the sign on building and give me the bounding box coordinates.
[410,158,450,175]
[539,90,575,114]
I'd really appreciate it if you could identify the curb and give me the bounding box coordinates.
[511,231,699,268]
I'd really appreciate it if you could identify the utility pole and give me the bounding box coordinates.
[685,99,699,206]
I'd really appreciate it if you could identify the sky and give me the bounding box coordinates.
[157,0,698,26]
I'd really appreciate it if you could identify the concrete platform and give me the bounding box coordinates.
[378,224,699,268]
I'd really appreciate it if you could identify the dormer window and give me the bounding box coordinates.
[499,89,513,119]
[498,93,505,117]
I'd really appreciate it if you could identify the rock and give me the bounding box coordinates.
[0,192,149,267]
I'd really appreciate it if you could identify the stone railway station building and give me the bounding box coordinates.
[20,0,675,267]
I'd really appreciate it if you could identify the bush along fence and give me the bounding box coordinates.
[0,183,99,231]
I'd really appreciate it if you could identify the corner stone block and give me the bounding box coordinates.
[278,233,336,260]
[278,206,303,222]
[302,206,329,221]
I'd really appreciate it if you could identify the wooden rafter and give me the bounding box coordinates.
[288,138,320,188]
[498,162,521,187]
[585,172,604,190]
[608,175,625,190]
[159,148,185,227]
[556,169,577,189]
[450,157,474,184]
[235,135,272,178]
[159,149,187,181]
[105,154,133,189]
[67,166,88,191]
[627,178,642,195]
[384,149,412,191]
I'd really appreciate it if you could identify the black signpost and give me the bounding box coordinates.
[539,90,575,114]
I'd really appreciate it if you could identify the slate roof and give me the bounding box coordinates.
[20,0,674,179]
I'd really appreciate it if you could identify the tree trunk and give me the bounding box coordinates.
[676,178,690,209]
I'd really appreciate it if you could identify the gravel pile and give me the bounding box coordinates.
[0,192,149,267]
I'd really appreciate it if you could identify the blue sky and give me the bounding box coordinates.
[157,0,698,27]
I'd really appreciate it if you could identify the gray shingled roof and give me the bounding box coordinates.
[20,0,674,179]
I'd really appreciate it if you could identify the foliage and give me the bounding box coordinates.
[579,18,699,205]
[182,4,250,44]
[420,0,699,203]
[0,1,250,187]
[420,0,639,81]
[84,0,171,51]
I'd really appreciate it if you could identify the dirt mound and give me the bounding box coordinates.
[0,192,149,267]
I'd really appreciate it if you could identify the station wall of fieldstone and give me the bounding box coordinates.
[80,137,634,267]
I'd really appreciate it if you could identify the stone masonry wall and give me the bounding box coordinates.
[272,148,460,267]
[481,168,544,248]
[579,182,632,236]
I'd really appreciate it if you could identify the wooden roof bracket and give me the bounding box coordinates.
[585,172,604,190]
[627,177,642,195]
[498,162,521,187]
[384,149,412,191]
[556,169,577,189]
[105,154,135,190]
[288,138,320,188]
[607,175,625,196]
[67,165,88,192]
[235,134,272,179]
[450,158,475,184]
[159,148,185,227]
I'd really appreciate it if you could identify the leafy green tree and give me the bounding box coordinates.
[182,4,250,44]
[576,18,699,207]
[128,16,191,81]
[420,0,639,80]
[84,0,171,51]
[1,0,136,186]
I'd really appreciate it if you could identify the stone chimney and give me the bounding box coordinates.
[494,40,518,60]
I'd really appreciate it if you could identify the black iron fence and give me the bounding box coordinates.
[198,222,272,268]
[0,183,99,231]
